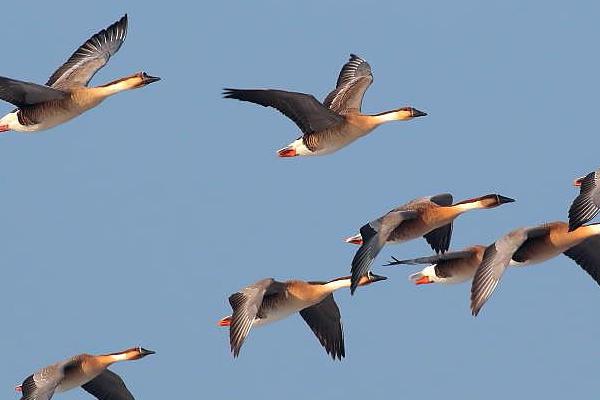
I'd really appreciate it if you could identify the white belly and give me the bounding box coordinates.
[252,302,308,328]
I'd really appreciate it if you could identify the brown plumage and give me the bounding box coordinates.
[223,54,427,157]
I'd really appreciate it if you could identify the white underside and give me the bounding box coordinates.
[252,302,311,328]
[0,110,83,133]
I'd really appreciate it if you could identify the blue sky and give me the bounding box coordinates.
[2,1,599,399]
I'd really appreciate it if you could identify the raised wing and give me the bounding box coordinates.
[471,225,550,316]
[47,15,128,89]
[223,88,344,134]
[227,278,284,357]
[81,369,135,400]
[299,294,345,360]
[350,210,418,294]
[323,54,373,113]
[0,77,66,107]
[569,170,600,230]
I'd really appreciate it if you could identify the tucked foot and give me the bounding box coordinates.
[218,316,232,327]
[15,385,22,393]
[0,125,10,133]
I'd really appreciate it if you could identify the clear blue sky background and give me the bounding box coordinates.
[2,1,599,398]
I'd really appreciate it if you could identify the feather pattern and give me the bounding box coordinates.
[46,15,128,89]
[323,54,373,113]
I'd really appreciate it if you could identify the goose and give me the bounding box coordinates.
[15,346,154,400]
[223,54,426,157]
[217,272,387,359]
[385,245,487,285]
[0,15,160,133]
[569,168,600,230]
[347,193,515,293]
[470,221,600,316]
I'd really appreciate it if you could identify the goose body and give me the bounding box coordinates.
[347,193,515,293]
[218,273,387,359]
[386,245,487,285]
[224,54,427,157]
[15,347,155,400]
[0,15,159,134]
[470,221,600,316]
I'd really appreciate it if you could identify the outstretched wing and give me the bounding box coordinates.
[47,15,128,89]
[323,54,373,113]
[223,88,343,134]
[81,369,135,400]
[0,77,66,107]
[299,294,345,360]
[385,250,475,266]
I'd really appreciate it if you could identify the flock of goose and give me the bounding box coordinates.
[5,13,600,400]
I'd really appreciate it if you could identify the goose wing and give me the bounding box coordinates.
[0,77,66,107]
[299,294,345,360]
[18,363,65,400]
[385,249,476,266]
[81,369,134,400]
[350,210,418,294]
[223,88,344,134]
[471,225,550,316]
[563,235,600,286]
[227,278,285,357]
[323,54,373,114]
[46,15,128,90]
[569,170,600,230]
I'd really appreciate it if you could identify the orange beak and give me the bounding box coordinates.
[278,148,297,157]
[217,316,232,327]
[415,276,433,285]
[573,177,584,187]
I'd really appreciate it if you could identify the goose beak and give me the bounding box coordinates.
[497,195,515,204]
[411,108,428,118]
[345,234,363,245]
[142,74,161,85]
[368,273,388,283]
[415,276,433,285]
[140,348,156,356]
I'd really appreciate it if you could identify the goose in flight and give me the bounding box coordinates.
[218,273,387,359]
[0,15,160,133]
[15,346,154,400]
[470,221,600,316]
[224,54,427,157]
[347,193,514,294]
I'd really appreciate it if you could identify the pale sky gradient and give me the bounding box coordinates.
[2,1,599,399]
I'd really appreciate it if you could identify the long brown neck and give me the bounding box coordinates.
[92,76,140,98]
[95,348,138,366]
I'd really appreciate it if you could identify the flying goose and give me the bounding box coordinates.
[0,15,160,133]
[385,245,487,285]
[15,346,154,400]
[471,221,600,316]
[218,273,387,359]
[223,54,427,157]
[348,193,515,293]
